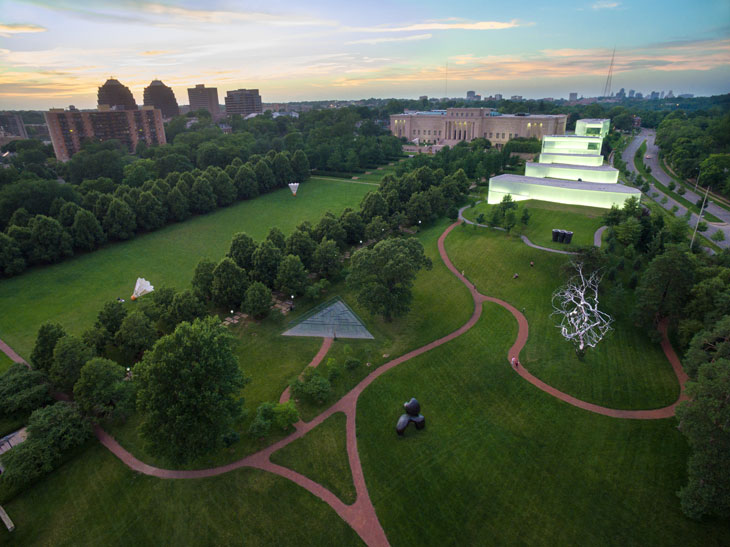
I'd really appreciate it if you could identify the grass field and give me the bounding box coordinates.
[0,443,363,546]
[357,304,730,546]
[462,200,606,249]
[0,351,13,375]
[445,226,680,409]
[0,178,373,361]
[271,412,356,504]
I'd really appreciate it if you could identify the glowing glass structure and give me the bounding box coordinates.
[487,174,640,209]
[487,118,636,208]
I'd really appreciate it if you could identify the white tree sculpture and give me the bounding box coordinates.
[551,262,613,355]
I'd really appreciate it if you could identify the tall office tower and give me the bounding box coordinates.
[466,90,476,100]
[494,94,503,101]
[97,78,137,110]
[628,89,635,98]
[143,80,180,119]
[660,91,665,99]
[0,112,28,138]
[45,106,166,161]
[666,90,674,99]
[635,92,643,99]
[224,89,263,117]
[187,84,220,116]
[616,88,626,98]
[569,92,578,101]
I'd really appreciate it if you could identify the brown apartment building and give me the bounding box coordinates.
[390,108,567,149]
[45,106,166,161]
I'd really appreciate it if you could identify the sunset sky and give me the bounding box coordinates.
[1,0,729,109]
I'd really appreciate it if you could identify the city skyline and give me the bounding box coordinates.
[1,0,728,110]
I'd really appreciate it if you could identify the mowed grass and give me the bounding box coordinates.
[0,351,13,374]
[357,304,730,546]
[445,226,680,409]
[107,219,474,467]
[0,178,373,360]
[462,199,606,249]
[0,443,363,546]
[271,412,356,504]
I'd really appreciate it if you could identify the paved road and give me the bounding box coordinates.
[621,129,729,250]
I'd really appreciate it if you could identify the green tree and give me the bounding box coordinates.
[244,281,272,318]
[285,229,317,268]
[682,316,730,378]
[365,215,389,241]
[30,322,67,372]
[614,217,642,246]
[233,164,259,199]
[313,212,347,248]
[0,364,51,417]
[340,210,365,245]
[227,232,257,270]
[291,149,310,183]
[676,359,730,520]
[70,209,106,251]
[192,257,216,302]
[254,160,275,193]
[272,152,294,187]
[50,335,93,392]
[634,246,697,328]
[252,240,282,286]
[166,186,190,222]
[312,238,341,279]
[0,232,25,276]
[347,237,432,321]
[135,316,248,464]
[115,310,157,359]
[211,257,250,309]
[103,198,137,240]
[28,215,73,265]
[521,208,531,225]
[276,254,309,296]
[73,357,134,422]
[405,192,432,225]
[189,177,217,214]
[360,191,388,222]
[169,289,206,325]
[266,227,286,250]
[135,191,166,232]
[96,300,127,338]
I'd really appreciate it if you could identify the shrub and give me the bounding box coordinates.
[345,358,361,371]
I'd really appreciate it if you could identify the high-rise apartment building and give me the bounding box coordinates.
[187,84,220,116]
[45,106,166,161]
[224,89,262,117]
[98,78,137,110]
[494,94,503,101]
[143,80,180,119]
[466,90,476,100]
[569,92,578,101]
[628,89,635,98]
[0,112,28,139]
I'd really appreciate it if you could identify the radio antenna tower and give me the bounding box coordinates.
[602,47,615,98]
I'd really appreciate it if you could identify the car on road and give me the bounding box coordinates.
[645,155,652,159]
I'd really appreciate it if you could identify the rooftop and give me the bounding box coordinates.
[526,162,616,172]
[490,174,640,194]
[577,118,610,123]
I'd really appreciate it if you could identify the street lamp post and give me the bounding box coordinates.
[694,166,702,193]
[690,184,711,251]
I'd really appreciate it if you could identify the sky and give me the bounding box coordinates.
[0,0,728,109]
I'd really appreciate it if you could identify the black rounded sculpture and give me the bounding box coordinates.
[396,398,425,436]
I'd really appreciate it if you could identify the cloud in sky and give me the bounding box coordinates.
[0,23,47,37]
[592,1,620,9]
[346,34,432,45]
[354,19,524,32]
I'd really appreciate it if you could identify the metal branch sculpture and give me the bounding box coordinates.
[551,262,613,356]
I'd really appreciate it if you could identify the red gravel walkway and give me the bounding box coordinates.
[94,219,689,546]
[279,337,333,404]
[0,338,27,364]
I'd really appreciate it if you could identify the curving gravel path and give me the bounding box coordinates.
[2,220,689,546]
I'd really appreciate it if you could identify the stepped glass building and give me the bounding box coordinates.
[389,108,567,149]
[97,78,137,110]
[143,80,180,119]
[487,118,640,209]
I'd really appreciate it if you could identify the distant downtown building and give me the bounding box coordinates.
[187,84,219,116]
[98,78,137,110]
[390,108,567,149]
[45,106,166,161]
[224,89,262,117]
[143,80,180,119]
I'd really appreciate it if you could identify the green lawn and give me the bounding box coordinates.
[0,351,13,375]
[106,218,473,468]
[462,200,606,249]
[0,443,363,546]
[271,412,356,505]
[357,304,730,546]
[445,226,680,409]
[0,178,373,361]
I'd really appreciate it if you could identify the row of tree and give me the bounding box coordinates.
[0,150,310,277]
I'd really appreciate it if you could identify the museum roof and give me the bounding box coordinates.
[490,174,641,194]
[526,162,617,172]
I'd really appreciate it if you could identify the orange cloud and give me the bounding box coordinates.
[0,23,47,37]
